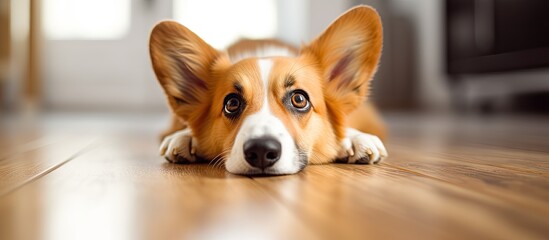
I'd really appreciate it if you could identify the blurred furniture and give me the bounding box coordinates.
[446,0,549,112]
[446,0,549,74]
[0,0,10,108]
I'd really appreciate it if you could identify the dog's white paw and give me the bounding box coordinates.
[159,129,197,163]
[337,128,388,164]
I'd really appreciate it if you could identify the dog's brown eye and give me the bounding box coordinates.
[223,93,246,119]
[291,93,308,109]
[285,90,311,114]
[225,97,241,113]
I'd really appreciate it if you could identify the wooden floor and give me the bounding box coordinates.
[0,113,548,240]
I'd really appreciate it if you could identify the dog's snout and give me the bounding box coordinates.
[243,137,281,169]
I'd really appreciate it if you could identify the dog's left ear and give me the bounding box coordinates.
[149,21,219,121]
[303,6,382,114]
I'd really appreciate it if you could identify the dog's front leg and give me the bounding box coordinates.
[337,128,388,164]
[159,128,198,163]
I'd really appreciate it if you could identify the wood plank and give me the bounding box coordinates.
[380,115,549,219]
[3,131,547,240]
[1,114,548,240]
[253,163,549,240]
[252,166,452,240]
[0,136,93,195]
[388,137,549,174]
[0,135,59,161]
[0,134,316,240]
[384,145,549,212]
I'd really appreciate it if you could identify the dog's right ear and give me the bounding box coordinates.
[149,21,219,120]
[302,6,382,114]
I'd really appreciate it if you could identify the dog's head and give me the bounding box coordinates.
[150,6,382,175]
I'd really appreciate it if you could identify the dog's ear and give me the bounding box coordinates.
[150,21,219,120]
[303,6,382,114]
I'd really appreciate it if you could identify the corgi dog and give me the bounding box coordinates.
[150,6,387,175]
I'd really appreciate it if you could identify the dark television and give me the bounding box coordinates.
[446,0,549,75]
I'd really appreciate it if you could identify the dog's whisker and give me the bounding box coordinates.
[208,153,224,168]
[213,156,227,170]
[208,149,231,170]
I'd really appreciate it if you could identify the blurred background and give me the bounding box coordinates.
[1,0,549,121]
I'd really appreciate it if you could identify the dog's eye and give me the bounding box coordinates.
[291,92,309,109]
[223,93,245,119]
[289,90,311,113]
[224,97,241,113]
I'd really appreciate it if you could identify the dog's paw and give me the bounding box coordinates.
[159,129,197,163]
[337,128,388,164]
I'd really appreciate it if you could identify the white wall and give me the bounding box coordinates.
[278,0,353,45]
[42,0,171,112]
[307,0,352,39]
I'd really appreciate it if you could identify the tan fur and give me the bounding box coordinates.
[150,6,384,165]
[347,102,387,141]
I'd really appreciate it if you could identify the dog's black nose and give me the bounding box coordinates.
[243,137,281,169]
